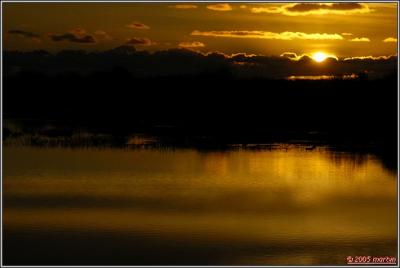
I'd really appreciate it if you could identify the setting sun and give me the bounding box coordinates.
[312,52,329,63]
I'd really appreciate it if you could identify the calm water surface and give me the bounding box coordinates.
[3,145,397,265]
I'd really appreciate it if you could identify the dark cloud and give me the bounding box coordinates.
[126,22,150,30]
[227,52,395,79]
[126,37,153,46]
[329,3,365,10]
[251,3,370,15]
[280,52,298,59]
[287,3,363,12]
[8,29,40,39]
[48,32,96,43]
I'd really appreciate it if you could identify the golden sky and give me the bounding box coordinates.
[3,2,398,57]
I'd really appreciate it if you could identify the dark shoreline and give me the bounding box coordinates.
[4,70,398,173]
[4,118,398,173]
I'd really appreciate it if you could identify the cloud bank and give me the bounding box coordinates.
[4,47,396,80]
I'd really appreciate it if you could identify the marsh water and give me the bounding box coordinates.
[3,145,397,265]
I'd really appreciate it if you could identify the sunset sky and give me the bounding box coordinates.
[3,2,398,58]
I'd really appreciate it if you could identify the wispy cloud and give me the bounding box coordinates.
[343,55,395,61]
[191,30,344,40]
[342,32,353,36]
[178,41,205,48]
[349,37,370,42]
[251,3,371,16]
[126,22,150,30]
[207,4,232,11]
[8,29,40,38]
[8,29,41,42]
[383,37,397,43]
[170,4,197,9]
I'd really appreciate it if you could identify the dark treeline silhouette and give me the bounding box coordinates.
[3,48,398,163]
[4,69,397,139]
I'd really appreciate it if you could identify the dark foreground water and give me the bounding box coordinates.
[3,145,397,265]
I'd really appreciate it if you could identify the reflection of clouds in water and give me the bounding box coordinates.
[3,146,397,265]
[4,147,395,208]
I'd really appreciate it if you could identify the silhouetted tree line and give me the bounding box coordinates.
[4,67,397,146]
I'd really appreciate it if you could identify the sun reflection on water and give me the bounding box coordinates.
[3,146,397,265]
